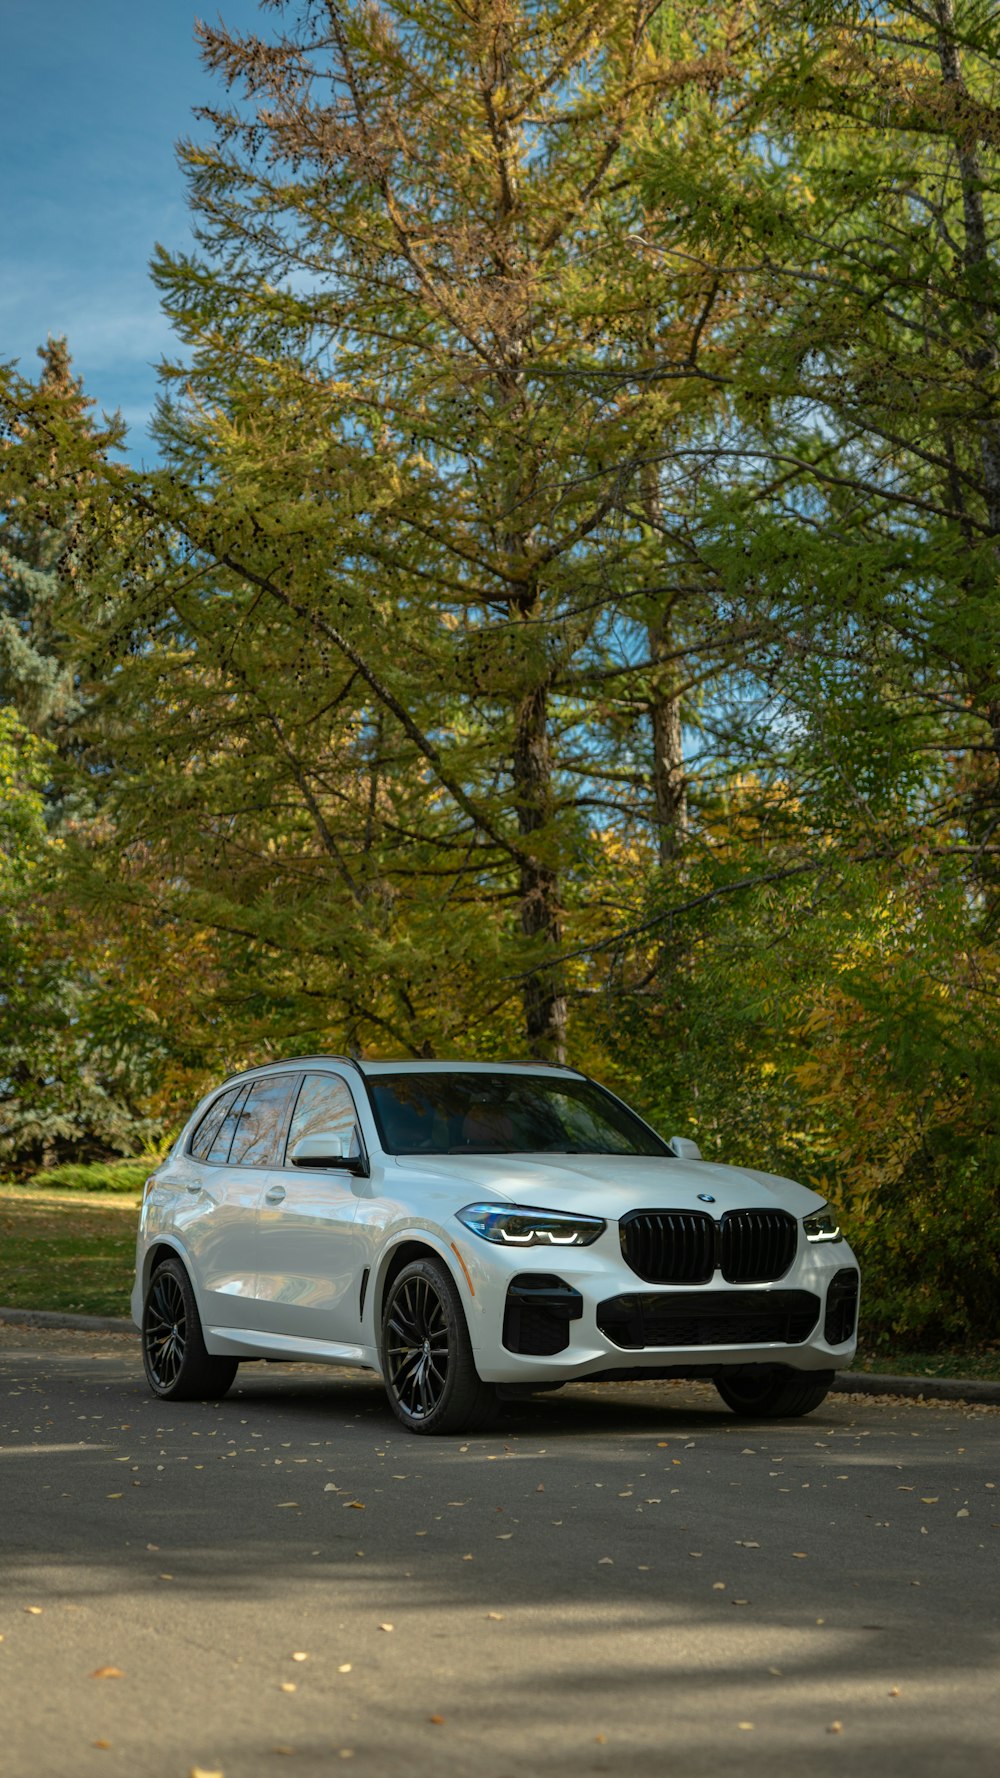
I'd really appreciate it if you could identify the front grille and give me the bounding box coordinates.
[824,1269,860,1345]
[720,1210,797,1283]
[620,1208,798,1285]
[503,1274,583,1357]
[620,1211,715,1284]
[597,1289,820,1350]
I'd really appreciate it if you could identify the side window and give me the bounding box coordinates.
[285,1073,361,1165]
[205,1083,252,1165]
[189,1086,240,1162]
[228,1074,299,1168]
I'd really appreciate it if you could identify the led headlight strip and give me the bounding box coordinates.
[456,1202,606,1247]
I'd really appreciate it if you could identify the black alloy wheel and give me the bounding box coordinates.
[381,1256,497,1435]
[141,1255,239,1401]
[714,1366,834,1419]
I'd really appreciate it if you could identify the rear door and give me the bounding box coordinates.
[187,1072,300,1331]
[251,1070,367,1347]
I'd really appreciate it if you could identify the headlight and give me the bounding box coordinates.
[456,1203,606,1247]
[803,1203,843,1244]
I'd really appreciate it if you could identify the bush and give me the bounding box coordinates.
[24,1158,158,1194]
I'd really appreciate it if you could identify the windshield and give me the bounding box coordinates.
[366,1072,669,1158]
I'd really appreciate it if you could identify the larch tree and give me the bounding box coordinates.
[74,0,751,1061]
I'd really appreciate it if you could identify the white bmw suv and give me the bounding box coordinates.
[133,1058,860,1433]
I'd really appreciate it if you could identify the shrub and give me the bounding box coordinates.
[24,1159,157,1194]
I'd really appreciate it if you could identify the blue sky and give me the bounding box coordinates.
[2,1,261,462]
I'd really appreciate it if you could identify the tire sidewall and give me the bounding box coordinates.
[380,1256,472,1433]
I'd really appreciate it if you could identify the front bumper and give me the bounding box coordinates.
[459,1226,859,1385]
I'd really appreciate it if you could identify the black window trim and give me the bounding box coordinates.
[281,1067,370,1175]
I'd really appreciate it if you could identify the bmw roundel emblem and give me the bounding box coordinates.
[697,1192,716,1204]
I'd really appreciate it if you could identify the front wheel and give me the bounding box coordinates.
[380,1257,497,1435]
[714,1368,834,1419]
[142,1256,239,1401]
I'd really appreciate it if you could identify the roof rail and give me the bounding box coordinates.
[217,1054,361,1087]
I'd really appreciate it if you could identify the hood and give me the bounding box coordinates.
[392,1152,825,1222]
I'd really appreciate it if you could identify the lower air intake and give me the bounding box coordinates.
[597,1289,821,1350]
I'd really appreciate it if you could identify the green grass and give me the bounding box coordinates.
[0,1184,139,1319]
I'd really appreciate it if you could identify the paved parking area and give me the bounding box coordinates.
[2,1327,998,1777]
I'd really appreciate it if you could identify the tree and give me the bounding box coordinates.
[66,0,751,1061]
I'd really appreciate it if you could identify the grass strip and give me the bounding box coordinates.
[0,1185,139,1319]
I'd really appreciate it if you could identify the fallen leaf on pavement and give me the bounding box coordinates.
[486,1612,504,1620]
[91,1667,124,1680]
[291,1652,308,1662]
[280,1683,297,1694]
[93,1740,111,1750]
[429,1714,446,1725]
[189,1768,224,1777]
[24,1607,42,1616]
[379,1622,394,1632]
[827,1721,843,1734]
[338,1664,352,1673]
[345,1501,366,1510]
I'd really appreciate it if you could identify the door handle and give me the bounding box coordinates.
[264,1184,287,1204]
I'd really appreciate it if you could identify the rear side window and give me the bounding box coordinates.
[229,1074,299,1168]
[285,1073,361,1164]
[189,1086,242,1161]
[204,1084,252,1164]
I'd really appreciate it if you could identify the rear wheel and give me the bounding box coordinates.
[714,1368,834,1419]
[380,1256,497,1435]
[142,1256,239,1401]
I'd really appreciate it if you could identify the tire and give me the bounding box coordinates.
[142,1255,239,1402]
[714,1367,834,1419]
[380,1256,498,1435]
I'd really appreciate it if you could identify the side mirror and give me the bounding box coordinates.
[290,1130,367,1174]
[667,1135,702,1162]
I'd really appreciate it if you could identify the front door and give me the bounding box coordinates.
[251,1070,367,1349]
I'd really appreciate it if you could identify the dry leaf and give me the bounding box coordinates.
[738,1722,754,1731]
[957,1508,970,1518]
[91,1667,124,1680]
[598,1557,613,1565]
[828,1720,843,1733]
[276,1502,299,1509]
[105,1493,123,1500]
[344,1501,365,1510]
[189,1769,224,1778]
[93,1740,112,1750]
[429,1714,446,1725]
[379,1622,394,1632]
[486,1612,504,1620]
[338,1663,353,1674]
[291,1652,308,1662]
[271,1749,295,1757]
[792,1552,807,1559]
[24,1606,42,1615]
[280,1682,297,1694]
[323,1483,339,1492]
[921,1497,938,1505]
[889,1687,901,1697]
[595,1734,608,1745]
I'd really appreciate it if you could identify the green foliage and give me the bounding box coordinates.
[23,1159,156,1194]
[3,2,1000,1345]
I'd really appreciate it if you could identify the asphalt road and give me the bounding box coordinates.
[2,1328,998,1778]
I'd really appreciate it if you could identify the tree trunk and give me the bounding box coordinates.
[512,679,567,1059]
[641,461,687,865]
